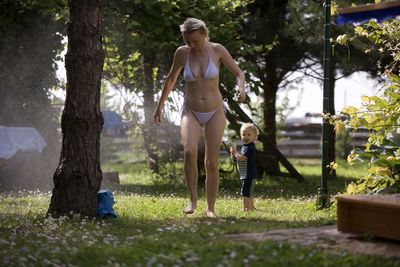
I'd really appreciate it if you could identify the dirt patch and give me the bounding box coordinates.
[225,225,400,259]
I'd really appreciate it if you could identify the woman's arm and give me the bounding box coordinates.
[217,44,246,102]
[154,47,185,125]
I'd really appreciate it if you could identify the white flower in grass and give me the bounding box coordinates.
[41,259,53,266]
[70,247,79,254]
[248,254,257,260]
[20,246,30,253]
[27,254,37,261]
[17,256,27,265]
[86,240,96,246]
[146,255,157,265]
[52,246,61,254]
[229,251,237,259]
[185,255,200,263]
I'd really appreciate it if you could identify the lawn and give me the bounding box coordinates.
[1,158,399,266]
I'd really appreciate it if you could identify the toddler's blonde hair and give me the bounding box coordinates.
[240,123,259,137]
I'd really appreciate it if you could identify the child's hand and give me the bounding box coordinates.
[230,146,237,156]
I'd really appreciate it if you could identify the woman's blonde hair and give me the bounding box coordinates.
[180,17,209,39]
[240,123,259,137]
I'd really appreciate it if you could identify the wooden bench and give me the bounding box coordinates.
[336,194,400,241]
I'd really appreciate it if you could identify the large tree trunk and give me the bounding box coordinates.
[261,56,281,174]
[47,0,105,218]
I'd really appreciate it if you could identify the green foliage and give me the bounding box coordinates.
[148,143,184,184]
[0,0,66,130]
[335,127,352,159]
[103,0,180,90]
[339,20,400,194]
[0,1,66,131]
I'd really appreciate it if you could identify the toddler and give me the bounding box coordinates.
[230,123,259,211]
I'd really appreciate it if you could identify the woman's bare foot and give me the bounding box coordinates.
[205,210,216,218]
[183,202,197,214]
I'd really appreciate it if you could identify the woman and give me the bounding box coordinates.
[153,17,246,218]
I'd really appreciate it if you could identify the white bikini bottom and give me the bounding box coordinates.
[182,101,227,126]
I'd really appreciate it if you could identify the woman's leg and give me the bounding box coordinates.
[203,106,226,216]
[181,111,202,213]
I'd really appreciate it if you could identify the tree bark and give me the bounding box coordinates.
[262,55,281,174]
[141,53,159,171]
[47,0,105,218]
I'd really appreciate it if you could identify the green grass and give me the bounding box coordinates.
[1,159,399,266]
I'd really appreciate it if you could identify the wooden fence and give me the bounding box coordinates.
[277,123,370,158]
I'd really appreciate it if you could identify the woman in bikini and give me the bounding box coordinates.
[153,17,246,218]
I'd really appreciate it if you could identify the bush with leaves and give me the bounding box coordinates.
[336,20,400,194]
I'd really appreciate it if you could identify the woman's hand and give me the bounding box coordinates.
[237,90,246,102]
[153,108,162,125]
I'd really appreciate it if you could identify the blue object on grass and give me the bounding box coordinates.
[97,190,117,218]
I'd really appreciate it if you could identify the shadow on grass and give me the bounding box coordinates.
[103,172,357,200]
[103,158,365,200]
[107,182,189,198]
[89,215,336,235]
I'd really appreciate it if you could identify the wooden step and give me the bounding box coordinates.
[336,194,400,241]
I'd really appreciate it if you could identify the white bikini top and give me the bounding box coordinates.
[183,50,219,82]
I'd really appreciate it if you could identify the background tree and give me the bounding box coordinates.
[0,0,65,130]
[48,0,105,218]
[286,0,381,177]
[103,0,183,171]
[234,0,308,174]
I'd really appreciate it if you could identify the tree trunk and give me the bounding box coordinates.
[47,0,105,218]
[141,53,159,171]
[261,56,280,174]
